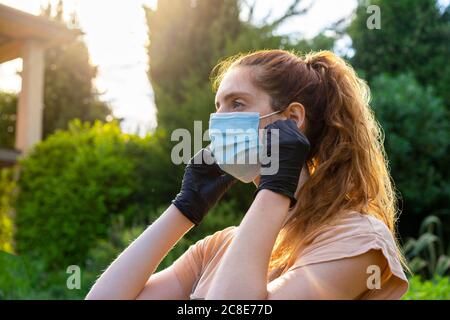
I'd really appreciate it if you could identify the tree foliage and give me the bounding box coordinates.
[370,73,450,235]
[348,0,450,104]
[40,1,111,138]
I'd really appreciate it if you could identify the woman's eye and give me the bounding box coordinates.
[232,100,244,109]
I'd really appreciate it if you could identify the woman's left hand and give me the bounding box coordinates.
[255,119,310,207]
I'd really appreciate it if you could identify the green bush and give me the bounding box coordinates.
[14,120,173,271]
[0,168,15,253]
[0,251,31,299]
[371,73,450,218]
[403,276,450,300]
[0,250,88,300]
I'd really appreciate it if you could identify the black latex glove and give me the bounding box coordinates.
[172,148,236,226]
[255,119,310,207]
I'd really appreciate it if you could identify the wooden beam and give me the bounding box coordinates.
[0,4,82,45]
[0,40,22,63]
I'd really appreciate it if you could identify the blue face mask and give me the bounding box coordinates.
[208,110,281,183]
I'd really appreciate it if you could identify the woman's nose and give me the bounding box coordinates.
[216,105,227,113]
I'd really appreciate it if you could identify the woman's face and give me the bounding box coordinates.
[214,65,307,188]
[214,66,283,186]
[214,66,283,129]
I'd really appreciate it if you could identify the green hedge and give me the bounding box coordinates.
[0,168,15,253]
[402,276,450,300]
[14,120,175,271]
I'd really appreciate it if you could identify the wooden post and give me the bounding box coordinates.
[15,39,44,152]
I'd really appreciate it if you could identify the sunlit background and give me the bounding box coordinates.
[0,0,357,134]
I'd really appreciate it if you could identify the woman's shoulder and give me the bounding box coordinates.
[298,211,403,264]
[307,211,396,248]
[289,210,409,298]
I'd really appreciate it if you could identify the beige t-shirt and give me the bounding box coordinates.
[171,211,409,300]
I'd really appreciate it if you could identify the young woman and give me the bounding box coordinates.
[86,49,409,300]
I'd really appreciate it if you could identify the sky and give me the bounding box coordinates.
[0,0,357,135]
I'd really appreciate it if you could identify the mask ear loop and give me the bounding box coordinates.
[259,109,283,120]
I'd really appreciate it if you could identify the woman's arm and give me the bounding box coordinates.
[86,148,235,300]
[205,189,289,299]
[86,204,194,300]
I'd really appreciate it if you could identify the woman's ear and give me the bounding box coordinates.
[283,102,306,130]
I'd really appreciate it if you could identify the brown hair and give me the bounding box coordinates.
[210,49,409,276]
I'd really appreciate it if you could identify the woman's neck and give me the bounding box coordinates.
[281,164,310,227]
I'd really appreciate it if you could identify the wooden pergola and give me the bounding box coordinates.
[0,4,81,168]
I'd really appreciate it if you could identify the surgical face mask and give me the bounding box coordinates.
[208,110,281,183]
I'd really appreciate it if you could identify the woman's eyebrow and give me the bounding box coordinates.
[215,91,252,107]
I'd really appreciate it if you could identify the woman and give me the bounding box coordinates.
[86,49,409,300]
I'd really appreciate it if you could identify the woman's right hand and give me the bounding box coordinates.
[172,148,236,226]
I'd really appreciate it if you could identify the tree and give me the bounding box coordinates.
[370,73,450,236]
[40,1,111,138]
[348,0,450,239]
[145,0,241,135]
[145,0,335,135]
[348,0,450,104]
